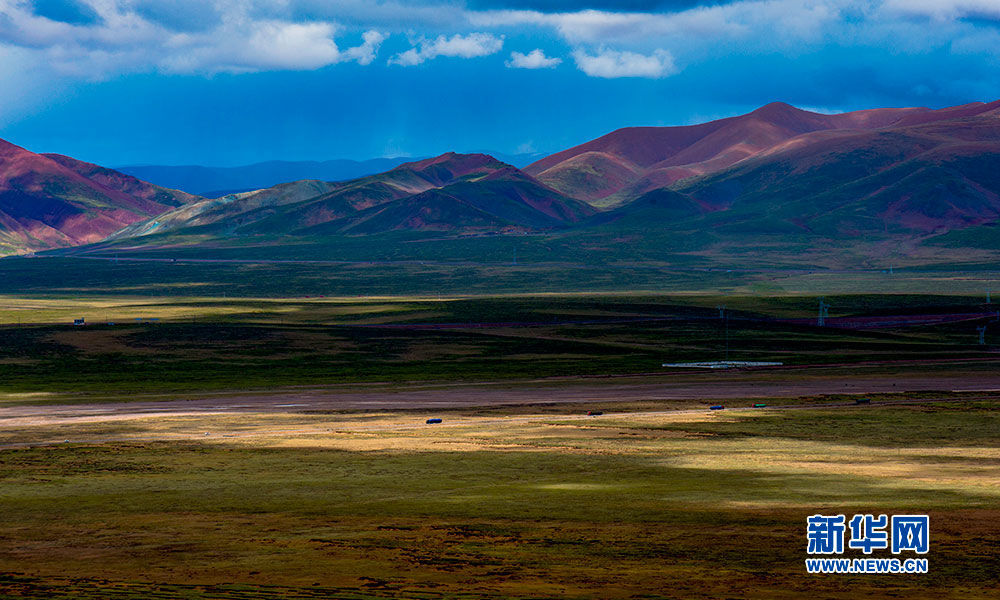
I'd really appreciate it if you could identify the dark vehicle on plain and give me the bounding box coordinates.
[587,411,603,416]
[709,405,724,410]
[425,418,443,424]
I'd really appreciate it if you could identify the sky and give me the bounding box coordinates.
[0,1,999,167]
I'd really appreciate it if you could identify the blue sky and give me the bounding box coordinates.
[1,1,999,166]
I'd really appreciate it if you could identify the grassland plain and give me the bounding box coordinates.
[0,283,998,598]
[0,400,997,599]
[47,216,1000,270]
[2,291,1000,395]
[7,253,1000,298]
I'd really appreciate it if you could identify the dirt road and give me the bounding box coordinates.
[3,371,1000,427]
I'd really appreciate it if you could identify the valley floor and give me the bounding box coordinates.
[1,290,998,598]
[0,389,997,599]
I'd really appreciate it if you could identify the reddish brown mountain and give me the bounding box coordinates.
[0,138,198,254]
[665,110,1000,235]
[525,100,1000,206]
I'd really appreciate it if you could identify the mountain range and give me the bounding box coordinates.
[110,152,594,241]
[116,152,546,198]
[2,100,1000,263]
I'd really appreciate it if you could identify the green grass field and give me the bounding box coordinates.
[1,292,999,395]
[6,253,1000,298]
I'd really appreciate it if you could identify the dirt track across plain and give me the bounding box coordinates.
[3,370,1000,427]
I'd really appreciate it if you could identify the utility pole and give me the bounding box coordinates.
[818,298,830,327]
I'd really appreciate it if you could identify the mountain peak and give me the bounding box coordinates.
[387,152,512,188]
[746,101,826,127]
[395,152,505,173]
[751,101,805,114]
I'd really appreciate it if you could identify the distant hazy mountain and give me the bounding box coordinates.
[117,152,549,198]
[472,151,549,168]
[117,158,420,198]
[0,138,197,254]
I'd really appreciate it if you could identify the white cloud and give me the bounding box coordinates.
[389,47,423,67]
[389,32,503,66]
[1,0,999,83]
[184,21,344,72]
[343,29,387,65]
[154,23,386,74]
[470,3,845,45]
[572,47,676,79]
[0,1,387,76]
[506,48,561,69]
